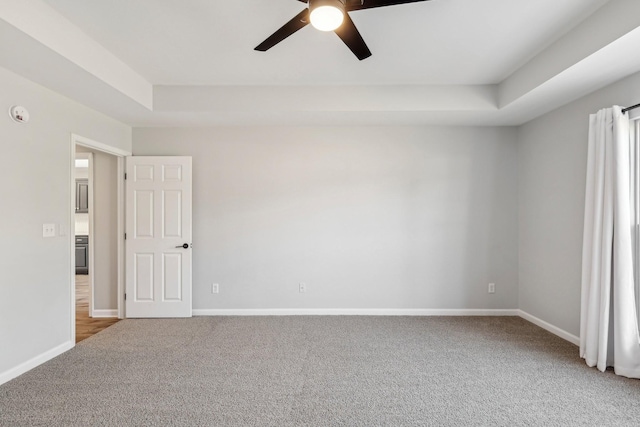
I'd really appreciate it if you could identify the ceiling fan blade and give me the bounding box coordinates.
[334,13,372,60]
[255,9,310,52]
[346,0,431,11]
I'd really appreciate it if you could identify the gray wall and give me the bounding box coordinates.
[76,147,119,311]
[134,126,519,311]
[518,70,640,336]
[0,66,130,378]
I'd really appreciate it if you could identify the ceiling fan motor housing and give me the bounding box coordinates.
[309,0,346,11]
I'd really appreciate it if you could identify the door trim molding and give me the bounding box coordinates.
[72,134,131,157]
[116,156,125,319]
[70,135,131,344]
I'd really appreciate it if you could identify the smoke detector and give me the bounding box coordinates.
[9,106,29,123]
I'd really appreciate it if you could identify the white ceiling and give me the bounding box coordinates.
[2,0,639,127]
[38,0,608,85]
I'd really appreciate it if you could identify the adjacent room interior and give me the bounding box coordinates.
[2,0,640,424]
[73,150,120,342]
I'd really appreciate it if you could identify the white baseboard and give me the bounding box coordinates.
[92,309,118,318]
[517,310,580,346]
[0,340,74,386]
[193,308,520,316]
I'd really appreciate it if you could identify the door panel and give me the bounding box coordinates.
[163,191,182,237]
[134,190,154,238]
[163,253,182,300]
[134,253,154,301]
[126,156,192,317]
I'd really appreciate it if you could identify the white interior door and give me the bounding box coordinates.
[125,156,192,317]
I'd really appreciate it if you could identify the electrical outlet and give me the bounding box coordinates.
[299,282,306,293]
[488,283,496,294]
[42,223,56,238]
[212,283,219,294]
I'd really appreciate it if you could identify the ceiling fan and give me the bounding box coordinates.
[255,0,432,60]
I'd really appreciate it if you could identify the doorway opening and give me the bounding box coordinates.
[71,134,130,343]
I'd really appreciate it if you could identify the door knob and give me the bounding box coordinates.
[175,243,190,249]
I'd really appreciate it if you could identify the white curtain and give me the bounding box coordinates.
[580,105,640,378]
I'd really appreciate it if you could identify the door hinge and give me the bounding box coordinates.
[124,233,127,240]
[124,173,127,180]
[124,293,127,301]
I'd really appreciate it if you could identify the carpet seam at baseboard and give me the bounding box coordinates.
[0,340,74,386]
[192,308,521,316]
[0,308,579,387]
[517,309,580,346]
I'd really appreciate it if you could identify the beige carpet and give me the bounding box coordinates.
[1,316,639,426]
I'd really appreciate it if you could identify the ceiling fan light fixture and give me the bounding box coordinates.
[309,0,345,32]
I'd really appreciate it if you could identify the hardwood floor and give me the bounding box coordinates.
[76,275,119,343]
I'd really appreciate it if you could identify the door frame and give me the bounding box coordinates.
[69,134,131,341]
